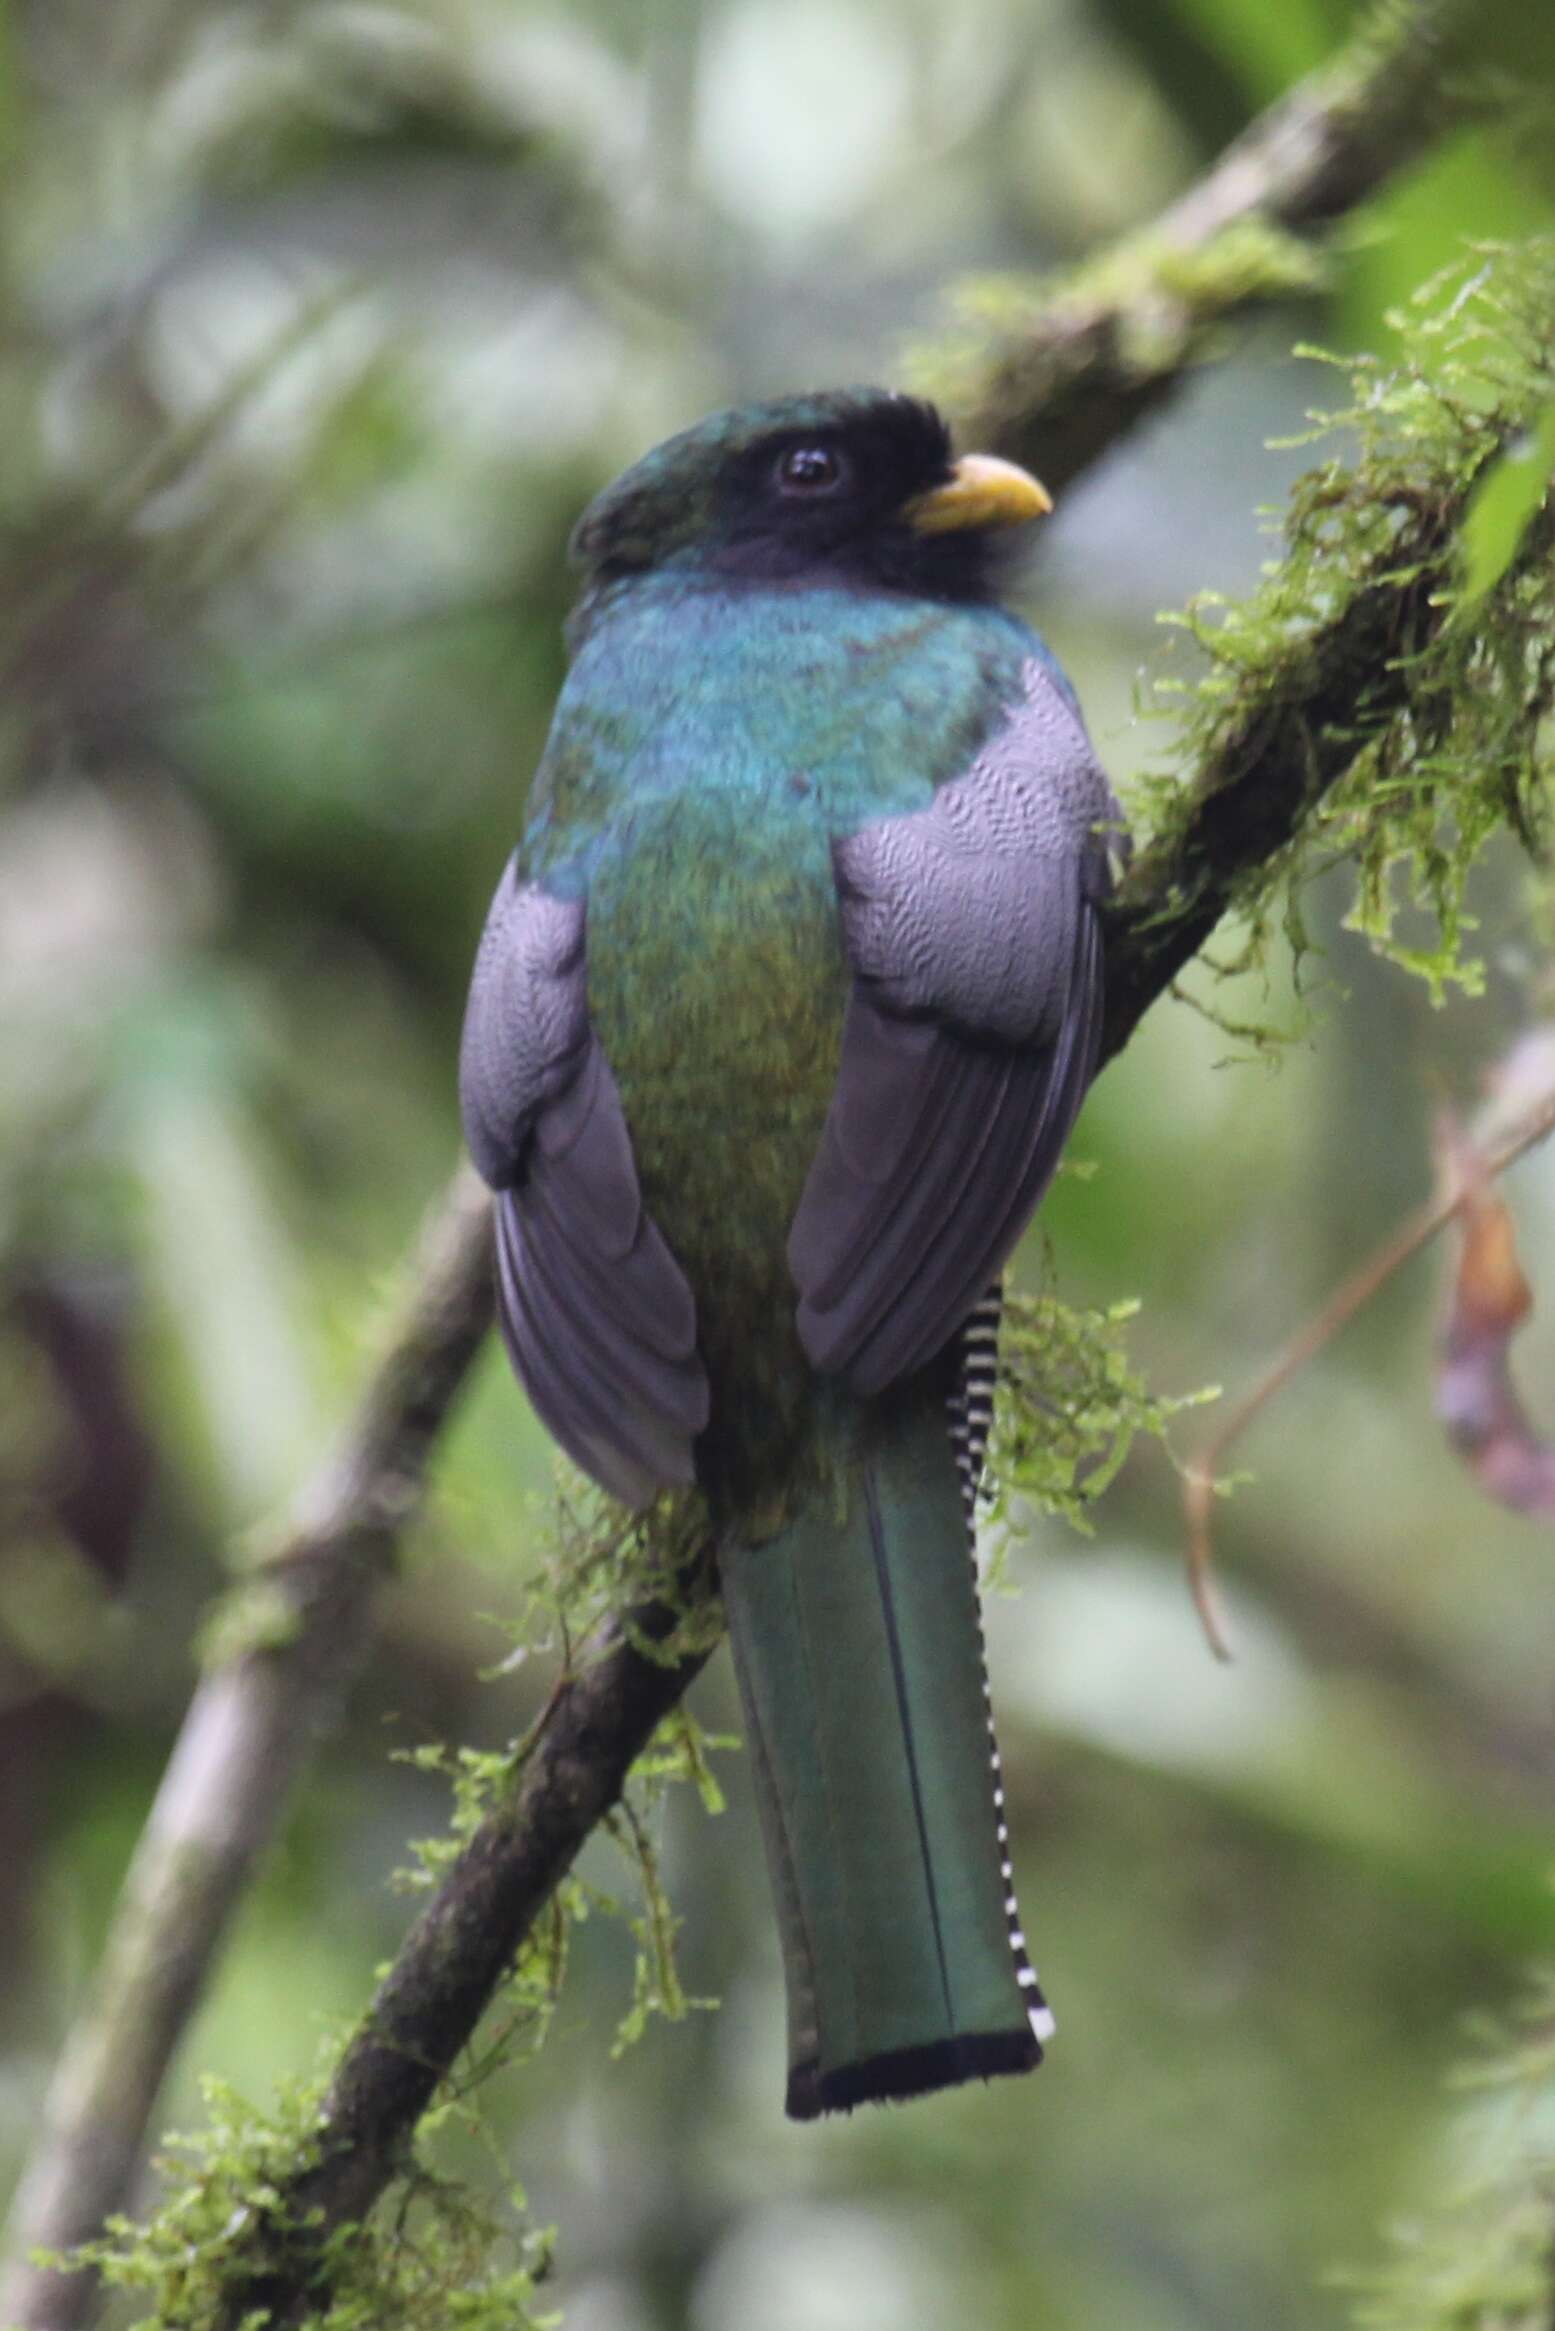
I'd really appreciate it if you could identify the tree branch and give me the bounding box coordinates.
[1098,514,1454,1061]
[955,0,1480,493]
[0,5,1491,2323]
[0,1170,494,2331]
[224,1596,714,2330]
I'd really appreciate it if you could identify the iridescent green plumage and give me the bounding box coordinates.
[460,390,1117,2115]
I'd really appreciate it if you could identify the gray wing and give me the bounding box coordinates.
[788,660,1118,1396]
[459,861,709,1504]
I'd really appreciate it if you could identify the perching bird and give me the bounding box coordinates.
[460,388,1120,2119]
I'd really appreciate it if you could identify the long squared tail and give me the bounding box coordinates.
[720,1374,1047,2119]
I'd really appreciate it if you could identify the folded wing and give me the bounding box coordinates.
[460,863,709,1504]
[789,659,1117,1394]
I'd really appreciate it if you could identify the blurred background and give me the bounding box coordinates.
[3,2,1555,2327]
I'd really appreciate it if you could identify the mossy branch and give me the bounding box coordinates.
[1107,238,1555,1041]
[925,0,1484,494]
[0,1170,496,2331]
[1100,488,1471,1058]
[0,8,1527,2325]
[215,1594,714,2331]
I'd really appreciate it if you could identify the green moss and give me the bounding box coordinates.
[193,1573,308,1668]
[1345,1970,1555,2331]
[1139,240,1555,1014]
[988,1274,1213,1543]
[60,2068,557,2331]
[542,1476,719,1663]
[69,1474,730,2327]
[395,1686,729,2066]
[909,218,1326,422]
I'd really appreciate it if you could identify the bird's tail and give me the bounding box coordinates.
[719,1375,1048,2119]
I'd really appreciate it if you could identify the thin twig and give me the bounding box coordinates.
[1183,1078,1555,1660]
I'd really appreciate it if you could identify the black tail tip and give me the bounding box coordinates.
[785,2027,1042,2121]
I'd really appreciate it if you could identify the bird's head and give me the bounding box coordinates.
[570,389,1051,604]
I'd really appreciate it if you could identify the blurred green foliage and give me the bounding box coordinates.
[2,2,1554,2328]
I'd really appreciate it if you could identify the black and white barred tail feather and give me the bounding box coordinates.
[948,1283,1055,2050]
[948,1283,1001,1517]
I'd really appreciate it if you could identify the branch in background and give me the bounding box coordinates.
[1154,0,1470,246]
[0,4,1497,2323]
[946,0,1478,494]
[0,1169,494,2331]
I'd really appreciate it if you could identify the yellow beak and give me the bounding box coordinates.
[905,452,1053,535]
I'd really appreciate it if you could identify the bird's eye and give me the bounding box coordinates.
[776,444,845,496]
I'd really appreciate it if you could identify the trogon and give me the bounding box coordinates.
[459,389,1120,2119]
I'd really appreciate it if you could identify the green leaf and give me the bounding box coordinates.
[1459,394,1555,608]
